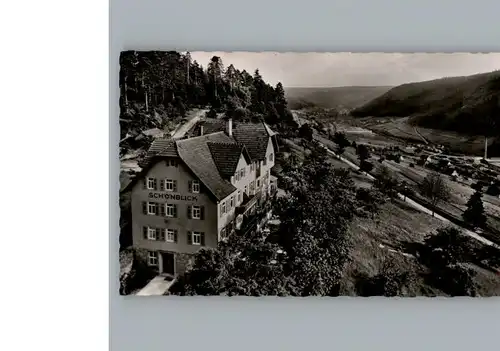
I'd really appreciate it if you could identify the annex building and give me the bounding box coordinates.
[125,119,279,276]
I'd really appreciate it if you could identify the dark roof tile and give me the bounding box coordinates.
[208,142,250,179]
[176,132,237,200]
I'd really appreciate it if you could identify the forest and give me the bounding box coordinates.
[119,50,298,155]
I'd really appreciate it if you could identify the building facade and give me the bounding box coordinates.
[125,119,278,276]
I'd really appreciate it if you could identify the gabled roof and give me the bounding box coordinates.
[175,132,238,200]
[138,137,178,168]
[208,142,252,179]
[188,119,278,161]
[123,122,278,201]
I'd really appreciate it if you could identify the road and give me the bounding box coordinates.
[316,140,499,248]
[413,127,429,144]
[171,108,208,139]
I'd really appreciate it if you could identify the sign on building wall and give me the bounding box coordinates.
[148,192,199,202]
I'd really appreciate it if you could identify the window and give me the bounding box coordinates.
[257,179,260,187]
[269,153,274,162]
[234,173,239,182]
[244,185,248,194]
[192,180,200,193]
[240,168,245,178]
[165,179,174,191]
[192,232,202,245]
[169,159,177,167]
[148,251,158,266]
[147,178,155,190]
[166,204,176,217]
[166,229,175,243]
[237,190,241,203]
[147,227,156,240]
[192,206,201,219]
[221,202,226,214]
[220,227,227,240]
[147,202,156,215]
[230,196,234,208]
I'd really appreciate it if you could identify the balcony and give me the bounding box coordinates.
[236,192,261,217]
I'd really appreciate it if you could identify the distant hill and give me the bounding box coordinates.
[351,70,500,137]
[285,86,392,111]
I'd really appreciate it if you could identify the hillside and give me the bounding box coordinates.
[285,86,392,110]
[351,70,500,137]
[119,51,298,158]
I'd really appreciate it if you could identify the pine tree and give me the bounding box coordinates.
[463,190,487,228]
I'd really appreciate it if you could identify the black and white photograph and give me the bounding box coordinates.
[119,51,500,297]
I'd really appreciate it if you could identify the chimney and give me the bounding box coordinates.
[227,118,233,137]
[199,125,204,136]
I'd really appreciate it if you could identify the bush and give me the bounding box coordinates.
[426,264,477,297]
[486,183,500,196]
[360,160,374,173]
[355,259,417,297]
[120,251,157,295]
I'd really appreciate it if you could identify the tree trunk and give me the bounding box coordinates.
[124,81,128,105]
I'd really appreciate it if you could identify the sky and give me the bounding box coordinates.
[189,52,500,88]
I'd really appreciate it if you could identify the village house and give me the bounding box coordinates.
[124,119,279,276]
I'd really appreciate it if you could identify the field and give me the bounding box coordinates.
[343,200,500,296]
[277,134,500,296]
[312,121,500,241]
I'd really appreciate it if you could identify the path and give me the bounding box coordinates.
[316,139,500,249]
[171,108,208,139]
[135,275,175,296]
[413,127,429,144]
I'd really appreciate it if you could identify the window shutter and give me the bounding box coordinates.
[155,203,159,216]
[143,178,147,189]
[173,180,177,192]
[187,205,192,219]
[155,228,160,240]
[173,204,177,218]
[160,204,165,217]
[200,206,205,220]
[188,180,192,193]
[201,232,205,246]
[187,231,192,245]
[174,229,178,243]
[160,179,164,191]
[153,179,158,190]
[159,228,165,241]
[143,226,147,239]
[142,202,147,215]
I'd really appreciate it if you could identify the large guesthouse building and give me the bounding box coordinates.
[126,119,279,276]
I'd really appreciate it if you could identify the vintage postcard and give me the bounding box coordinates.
[119,51,500,297]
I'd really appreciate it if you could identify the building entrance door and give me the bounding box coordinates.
[161,252,175,275]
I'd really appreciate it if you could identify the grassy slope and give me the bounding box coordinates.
[344,200,500,297]
[278,136,500,296]
[351,70,500,136]
[285,86,392,110]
